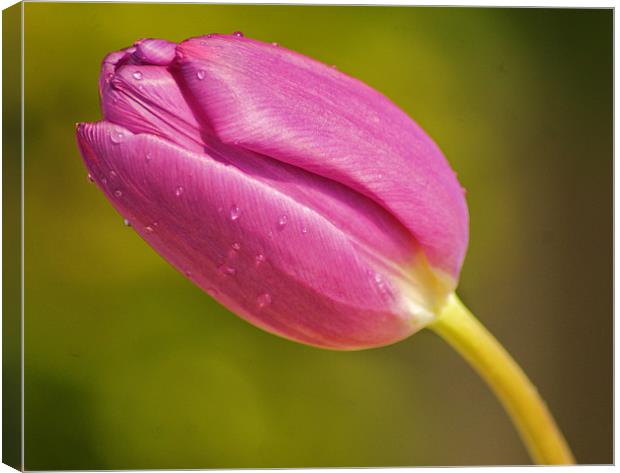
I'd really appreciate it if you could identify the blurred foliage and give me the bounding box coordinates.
[16,4,612,468]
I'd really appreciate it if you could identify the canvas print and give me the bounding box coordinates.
[2,2,613,469]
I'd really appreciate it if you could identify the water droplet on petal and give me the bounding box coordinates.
[109,170,117,179]
[123,219,131,227]
[301,227,308,234]
[377,173,383,179]
[114,190,123,198]
[373,272,391,297]
[109,131,125,144]
[175,186,184,197]
[232,31,244,37]
[132,71,143,80]
[145,225,154,233]
[145,153,152,163]
[219,264,237,276]
[231,242,241,251]
[230,205,240,221]
[277,215,288,228]
[87,173,94,183]
[105,72,114,83]
[185,269,192,277]
[256,293,272,309]
[255,253,266,266]
[196,70,206,80]
[271,42,279,47]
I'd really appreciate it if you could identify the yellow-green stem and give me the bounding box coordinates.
[428,293,575,465]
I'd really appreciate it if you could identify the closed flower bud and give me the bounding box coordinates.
[76,34,468,350]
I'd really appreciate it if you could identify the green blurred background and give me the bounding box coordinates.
[15,4,613,468]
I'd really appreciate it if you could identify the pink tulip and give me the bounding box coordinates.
[76,34,468,350]
[76,36,577,464]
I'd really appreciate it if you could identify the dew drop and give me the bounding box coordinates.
[123,219,131,227]
[109,131,125,144]
[256,293,272,309]
[175,186,184,197]
[132,71,143,80]
[114,190,123,198]
[185,269,192,277]
[87,173,94,183]
[196,70,206,80]
[109,170,117,179]
[271,42,279,47]
[145,225,154,233]
[377,173,383,179]
[373,272,390,297]
[219,264,237,276]
[145,153,152,163]
[277,215,288,228]
[231,242,241,251]
[232,31,244,37]
[255,253,266,266]
[301,226,308,234]
[105,72,114,83]
[230,205,241,221]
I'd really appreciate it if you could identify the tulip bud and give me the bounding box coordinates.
[76,35,468,350]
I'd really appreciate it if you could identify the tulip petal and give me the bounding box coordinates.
[77,121,437,349]
[133,38,177,66]
[176,35,468,282]
[101,62,205,153]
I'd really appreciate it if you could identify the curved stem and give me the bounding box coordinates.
[428,293,575,465]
